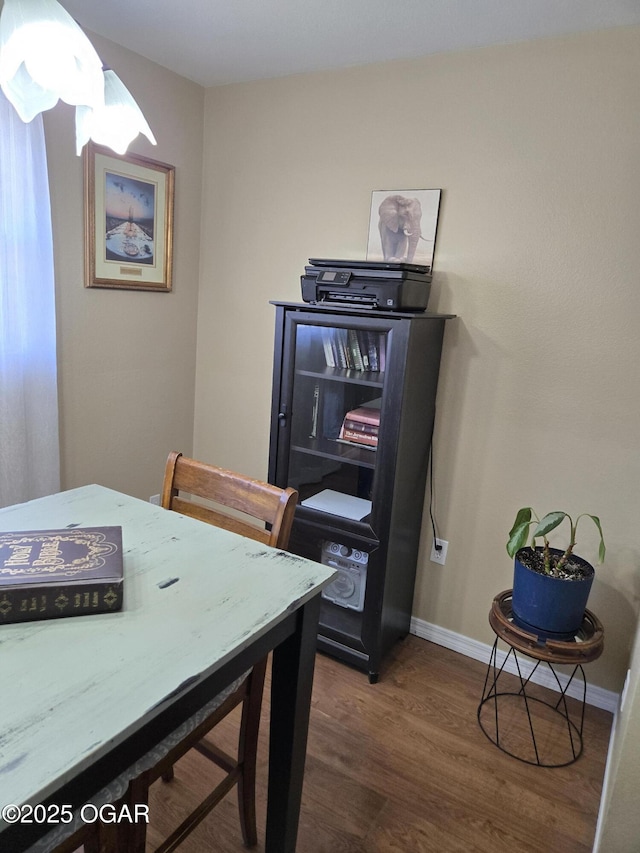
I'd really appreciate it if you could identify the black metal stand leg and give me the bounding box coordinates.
[477,641,587,768]
[547,663,586,761]
[511,646,541,765]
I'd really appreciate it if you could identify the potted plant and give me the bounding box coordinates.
[506,508,605,639]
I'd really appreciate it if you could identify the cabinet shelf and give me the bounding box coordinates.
[292,509,378,549]
[296,366,385,388]
[290,438,377,470]
[269,301,450,682]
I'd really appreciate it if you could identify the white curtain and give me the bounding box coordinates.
[0,89,60,507]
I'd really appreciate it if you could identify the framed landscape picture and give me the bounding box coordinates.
[84,143,175,291]
[366,188,441,270]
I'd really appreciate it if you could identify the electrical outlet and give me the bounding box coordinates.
[430,538,448,565]
[149,494,160,505]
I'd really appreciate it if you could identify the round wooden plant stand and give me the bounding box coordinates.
[477,590,604,767]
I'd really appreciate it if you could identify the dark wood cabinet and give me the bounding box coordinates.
[268,301,451,681]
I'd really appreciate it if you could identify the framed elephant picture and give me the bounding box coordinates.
[366,189,441,270]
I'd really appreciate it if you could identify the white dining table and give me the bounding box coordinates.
[0,484,336,851]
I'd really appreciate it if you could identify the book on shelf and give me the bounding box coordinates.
[341,429,378,447]
[321,330,335,368]
[319,328,386,373]
[341,419,378,436]
[336,328,350,368]
[365,330,378,371]
[338,399,381,447]
[309,382,320,438]
[342,398,381,426]
[348,328,365,371]
[0,526,124,625]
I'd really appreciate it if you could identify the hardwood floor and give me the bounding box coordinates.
[146,636,613,852]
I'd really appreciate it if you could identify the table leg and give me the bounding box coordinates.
[266,594,321,853]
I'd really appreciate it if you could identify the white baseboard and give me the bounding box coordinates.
[410,616,619,714]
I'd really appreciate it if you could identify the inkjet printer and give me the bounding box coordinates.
[301,258,432,311]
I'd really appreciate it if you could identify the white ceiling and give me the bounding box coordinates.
[60,0,640,88]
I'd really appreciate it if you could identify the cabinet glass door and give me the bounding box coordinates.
[285,320,388,526]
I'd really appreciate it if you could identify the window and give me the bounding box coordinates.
[0,90,60,506]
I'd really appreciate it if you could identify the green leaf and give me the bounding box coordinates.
[587,514,606,563]
[532,511,566,539]
[508,508,532,540]
[507,521,531,558]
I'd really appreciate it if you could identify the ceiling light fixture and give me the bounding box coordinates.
[75,67,156,155]
[0,0,156,155]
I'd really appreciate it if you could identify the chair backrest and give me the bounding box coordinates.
[161,451,298,549]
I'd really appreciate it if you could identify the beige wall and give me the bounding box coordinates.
[195,26,640,694]
[44,34,204,502]
[35,20,639,696]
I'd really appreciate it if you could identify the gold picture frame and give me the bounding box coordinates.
[84,143,175,291]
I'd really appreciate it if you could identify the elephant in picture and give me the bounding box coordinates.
[378,194,423,263]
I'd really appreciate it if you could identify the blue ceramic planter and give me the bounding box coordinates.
[512,547,594,639]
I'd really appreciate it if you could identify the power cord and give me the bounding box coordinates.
[428,415,442,551]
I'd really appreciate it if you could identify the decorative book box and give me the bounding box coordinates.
[0,526,124,624]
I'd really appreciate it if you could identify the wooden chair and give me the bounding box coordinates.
[122,451,298,852]
[30,781,128,853]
